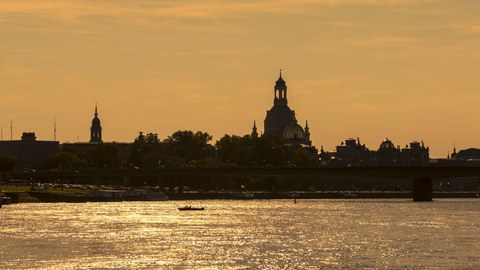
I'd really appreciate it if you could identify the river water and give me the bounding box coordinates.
[1,199,479,269]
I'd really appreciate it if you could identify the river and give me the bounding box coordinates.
[1,199,479,269]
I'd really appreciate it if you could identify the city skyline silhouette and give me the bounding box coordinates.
[2,1,480,157]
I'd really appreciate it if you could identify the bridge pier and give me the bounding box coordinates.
[412,178,432,202]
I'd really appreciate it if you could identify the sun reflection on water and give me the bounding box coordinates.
[1,199,480,269]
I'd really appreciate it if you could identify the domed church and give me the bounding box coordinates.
[254,71,311,146]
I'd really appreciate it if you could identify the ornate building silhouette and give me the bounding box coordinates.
[319,137,430,166]
[261,71,311,146]
[90,105,102,143]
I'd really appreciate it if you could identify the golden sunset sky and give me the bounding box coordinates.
[1,0,480,157]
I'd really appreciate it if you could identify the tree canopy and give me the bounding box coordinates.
[0,156,18,171]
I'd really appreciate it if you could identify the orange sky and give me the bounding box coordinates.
[1,0,480,157]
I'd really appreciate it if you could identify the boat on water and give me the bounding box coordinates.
[178,206,205,211]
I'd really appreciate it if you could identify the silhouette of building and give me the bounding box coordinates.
[251,121,258,138]
[376,138,401,166]
[400,141,429,166]
[0,132,59,170]
[61,105,132,156]
[326,138,373,166]
[261,71,311,146]
[90,104,102,143]
[320,138,430,166]
[452,148,480,160]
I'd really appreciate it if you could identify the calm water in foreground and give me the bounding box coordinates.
[1,199,479,269]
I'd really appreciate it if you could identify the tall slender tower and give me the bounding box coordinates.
[304,120,310,143]
[90,104,102,143]
[251,121,258,138]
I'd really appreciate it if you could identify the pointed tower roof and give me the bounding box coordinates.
[276,69,285,85]
[91,104,101,127]
[251,120,259,138]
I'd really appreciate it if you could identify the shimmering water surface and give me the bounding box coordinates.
[1,199,479,269]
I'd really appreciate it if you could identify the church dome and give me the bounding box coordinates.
[379,138,395,150]
[282,121,305,140]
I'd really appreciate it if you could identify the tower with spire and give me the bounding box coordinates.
[304,120,310,143]
[262,70,313,146]
[90,104,102,143]
[264,70,296,138]
[274,69,288,106]
[251,121,258,138]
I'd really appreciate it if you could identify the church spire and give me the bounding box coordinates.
[304,120,311,143]
[451,141,457,159]
[251,121,258,138]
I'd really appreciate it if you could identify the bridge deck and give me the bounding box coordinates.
[10,166,480,179]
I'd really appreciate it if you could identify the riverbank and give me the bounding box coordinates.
[169,191,479,200]
[1,189,479,203]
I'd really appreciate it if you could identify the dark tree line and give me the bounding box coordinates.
[215,135,315,167]
[39,130,317,171]
[129,131,216,168]
[0,130,321,190]
[0,156,18,171]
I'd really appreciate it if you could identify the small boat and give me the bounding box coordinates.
[178,206,205,211]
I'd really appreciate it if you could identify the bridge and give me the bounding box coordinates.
[9,166,480,201]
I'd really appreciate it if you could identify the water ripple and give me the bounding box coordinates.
[1,199,479,269]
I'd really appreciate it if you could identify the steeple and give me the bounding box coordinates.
[251,121,258,138]
[451,141,457,159]
[304,120,310,142]
[263,70,295,139]
[90,104,102,143]
[274,69,287,106]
